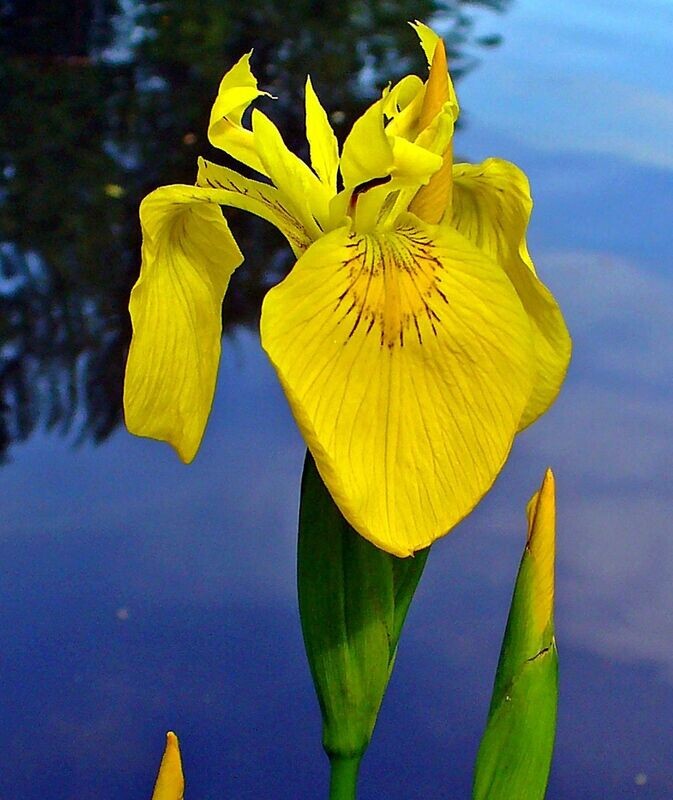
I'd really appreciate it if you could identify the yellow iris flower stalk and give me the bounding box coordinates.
[124,23,571,556]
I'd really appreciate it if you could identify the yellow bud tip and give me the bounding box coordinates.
[151,731,184,800]
[418,38,449,131]
[526,469,556,632]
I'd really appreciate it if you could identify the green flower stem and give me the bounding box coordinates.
[329,755,362,800]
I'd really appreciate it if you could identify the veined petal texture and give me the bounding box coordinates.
[124,186,243,463]
[261,216,535,555]
[451,159,571,428]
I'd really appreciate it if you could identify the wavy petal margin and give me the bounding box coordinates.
[451,159,571,428]
[208,51,269,175]
[124,186,243,462]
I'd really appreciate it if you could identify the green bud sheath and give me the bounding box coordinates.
[298,453,429,797]
[473,470,558,800]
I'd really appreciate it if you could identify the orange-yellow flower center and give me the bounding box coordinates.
[334,226,449,350]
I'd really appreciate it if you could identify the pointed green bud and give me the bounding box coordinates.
[473,469,558,800]
[298,453,428,792]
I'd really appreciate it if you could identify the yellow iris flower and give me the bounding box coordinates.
[124,23,571,557]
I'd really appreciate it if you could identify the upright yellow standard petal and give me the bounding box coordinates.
[305,76,339,192]
[410,20,459,120]
[152,732,184,800]
[417,37,449,132]
[526,468,556,634]
[339,99,393,190]
[208,52,269,175]
[410,37,454,224]
[383,75,426,141]
[252,109,329,238]
[124,185,243,463]
[390,137,443,185]
[261,216,535,555]
[451,159,572,428]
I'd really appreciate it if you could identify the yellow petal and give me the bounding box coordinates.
[261,217,534,555]
[305,76,339,192]
[409,38,455,224]
[417,36,449,131]
[349,141,442,234]
[391,137,443,183]
[382,75,424,120]
[151,732,184,800]
[451,159,572,428]
[208,52,269,175]
[410,20,440,67]
[409,21,459,120]
[408,107,454,224]
[525,468,556,634]
[197,157,311,256]
[383,75,425,141]
[340,98,393,189]
[252,109,329,239]
[125,185,243,463]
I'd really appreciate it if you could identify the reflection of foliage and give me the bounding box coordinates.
[0,246,127,457]
[0,0,510,459]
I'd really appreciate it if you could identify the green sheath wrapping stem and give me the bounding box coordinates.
[298,452,429,763]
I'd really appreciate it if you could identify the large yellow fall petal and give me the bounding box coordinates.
[261,216,535,555]
[208,52,269,175]
[151,732,184,800]
[451,159,572,428]
[125,185,243,463]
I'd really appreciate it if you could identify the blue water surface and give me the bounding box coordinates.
[1,0,672,797]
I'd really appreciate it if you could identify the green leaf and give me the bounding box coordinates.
[473,470,558,800]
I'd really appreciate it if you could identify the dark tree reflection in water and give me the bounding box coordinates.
[0,0,510,461]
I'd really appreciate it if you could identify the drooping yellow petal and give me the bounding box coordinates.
[340,98,393,190]
[197,157,311,256]
[252,109,329,239]
[208,52,269,175]
[261,216,534,556]
[305,76,339,192]
[151,732,184,800]
[451,159,572,428]
[525,468,556,634]
[125,185,243,463]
